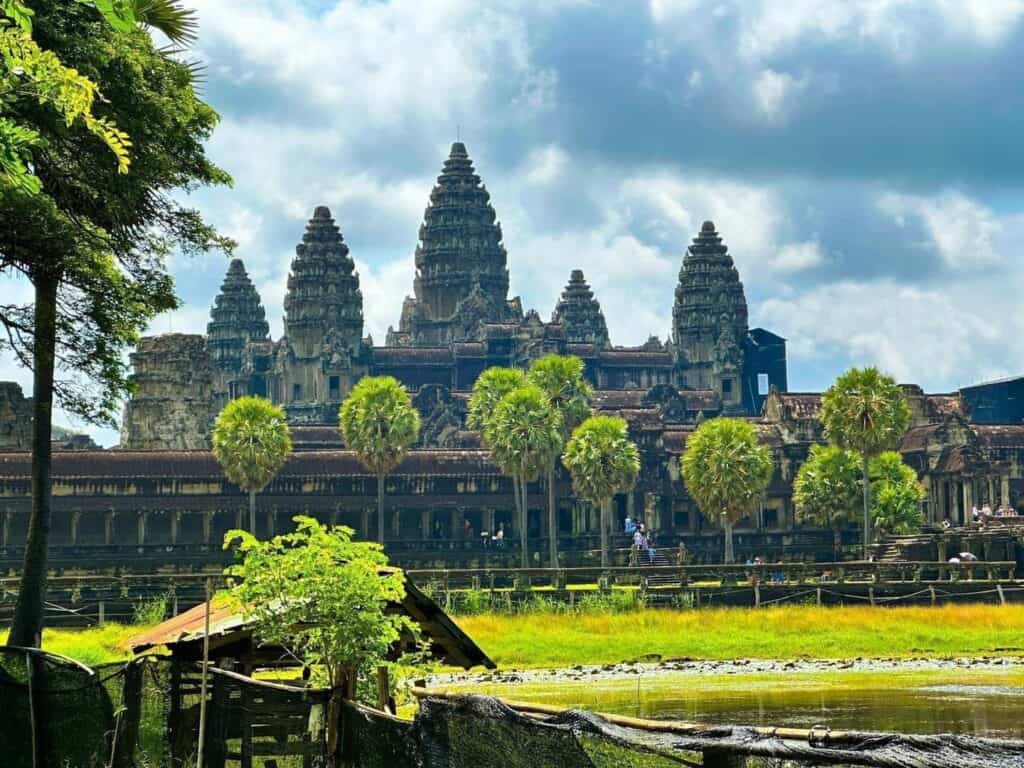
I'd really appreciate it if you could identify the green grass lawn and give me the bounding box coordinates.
[6,603,1024,670]
[455,603,1024,668]
[2,623,140,666]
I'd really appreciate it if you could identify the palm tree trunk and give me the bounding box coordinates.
[862,454,871,557]
[519,461,529,569]
[600,498,610,569]
[512,470,522,538]
[723,518,735,564]
[9,273,58,647]
[248,489,257,534]
[547,464,558,569]
[377,472,385,545]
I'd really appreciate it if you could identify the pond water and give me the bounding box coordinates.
[450,671,1024,739]
[624,683,1024,739]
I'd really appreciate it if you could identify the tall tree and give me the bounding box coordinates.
[680,418,773,564]
[467,366,527,530]
[793,444,862,560]
[212,397,293,534]
[3,0,230,647]
[527,354,593,568]
[869,451,926,537]
[562,415,640,569]
[820,367,910,555]
[340,377,420,544]
[484,385,562,568]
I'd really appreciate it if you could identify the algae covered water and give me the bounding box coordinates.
[438,661,1024,739]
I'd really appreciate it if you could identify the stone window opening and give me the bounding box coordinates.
[329,375,341,401]
[292,383,302,402]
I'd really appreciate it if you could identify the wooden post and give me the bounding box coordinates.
[753,581,760,608]
[929,585,937,606]
[376,666,390,713]
[98,600,105,625]
[868,586,875,606]
[997,583,1006,606]
[816,587,822,606]
[197,579,212,768]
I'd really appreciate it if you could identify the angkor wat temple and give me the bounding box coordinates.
[1,142,1023,571]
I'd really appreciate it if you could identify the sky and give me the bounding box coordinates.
[4,0,1024,446]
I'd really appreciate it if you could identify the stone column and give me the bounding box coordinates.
[391,504,401,538]
[360,508,370,540]
[483,508,496,537]
[1002,476,1011,507]
[450,508,461,539]
[70,510,81,545]
[626,492,635,527]
[202,511,213,545]
[137,511,147,546]
[962,480,973,524]
[170,511,180,545]
[234,506,244,531]
[105,511,115,545]
[420,509,431,539]
[988,476,996,506]
[266,507,276,539]
[2,509,10,548]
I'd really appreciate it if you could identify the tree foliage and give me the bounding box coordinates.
[340,376,420,478]
[680,417,773,563]
[820,368,910,459]
[562,415,640,568]
[819,367,910,551]
[793,444,862,531]
[527,354,593,567]
[212,396,293,494]
[224,516,411,690]
[526,354,593,434]
[486,384,563,567]
[869,451,926,536]
[467,366,526,432]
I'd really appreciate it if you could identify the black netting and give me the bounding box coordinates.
[0,646,116,768]
[3,651,1023,768]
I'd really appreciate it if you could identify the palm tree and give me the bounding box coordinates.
[820,367,910,555]
[468,367,528,527]
[340,376,420,543]
[485,385,563,568]
[680,418,773,564]
[793,444,862,560]
[527,354,593,568]
[562,416,640,569]
[212,396,293,534]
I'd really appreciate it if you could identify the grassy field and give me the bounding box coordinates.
[456,604,1024,668]
[2,623,139,666]
[6,603,1024,669]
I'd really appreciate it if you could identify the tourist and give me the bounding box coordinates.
[941,518,952,530]
[480,529,490,548]
[632,527,644,550]
[971,505,980,523]
[494,523,505,548]
[981,502,993,518]
[432,521,443,540]
[624,514,635,534]
[463,518,473,540]
[647,531,657,564]
[959,551,978,562]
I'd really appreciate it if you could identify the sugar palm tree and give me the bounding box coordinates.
[820,367,910,555]
[562,416,640,569]
[793,444,862,560]
[869,451,926,537]
[680,417,773,564]
[212,396,293,534]
[340,376,420,543]
[527,354,593,568]
[468,367,528,526]
[485,385,563,568]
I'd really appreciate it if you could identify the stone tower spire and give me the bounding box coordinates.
[552,269,610,348]
[672,221,748,404]
[391,142,516,345]
[283,206,364,359]
[207,258,270,373]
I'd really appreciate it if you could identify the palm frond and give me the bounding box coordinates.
[134,0,197,46]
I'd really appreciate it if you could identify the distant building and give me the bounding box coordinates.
[960,375,1024,424]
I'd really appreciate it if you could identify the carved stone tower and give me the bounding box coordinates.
[390,142,518,345]
[672,221,749,410]
[207,258,270,378]
[280,206,364,415]
[552,269,610,348]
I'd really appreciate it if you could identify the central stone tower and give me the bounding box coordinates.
[388,142,520,345]
[672,221,749,410]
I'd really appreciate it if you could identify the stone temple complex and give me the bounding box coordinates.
[1,142,1023,573]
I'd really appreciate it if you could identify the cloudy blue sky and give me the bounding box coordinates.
[4,0,1024,445]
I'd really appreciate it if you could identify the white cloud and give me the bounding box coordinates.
[756,279,1020,388]
[772,241,825,272]
[878,191,1003,269]
[751,69,806,120]
[522,144,569,186]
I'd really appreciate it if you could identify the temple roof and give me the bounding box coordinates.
[206,259,270,370]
